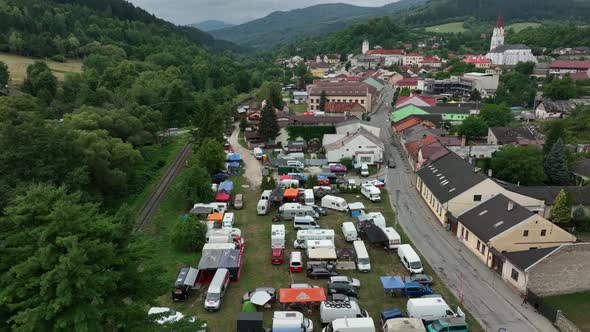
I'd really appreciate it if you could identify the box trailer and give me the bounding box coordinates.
[272,224,286,249]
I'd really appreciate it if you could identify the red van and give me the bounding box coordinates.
[271,248,284,265]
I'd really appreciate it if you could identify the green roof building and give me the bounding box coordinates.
[390,104,429,123]
[391,104,477,123]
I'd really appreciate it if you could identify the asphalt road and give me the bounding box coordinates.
[371,87,557,332]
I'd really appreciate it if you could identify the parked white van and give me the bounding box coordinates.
[222,212,235,228]
[271,224,286,249]
[204,268,229,311]
[253,147,264,160]
[304,189,315,206]
[397,244,423,274]
[261,190,272,201]
[383,227,401,249]
[206,228,231,244]
[273,311,314,332]
[360,183,381,202]
[353,241,370,272]
[293,229,335,249]
[341,222,358,242]
[322,317,375,332]
[321,195,348,211]
[293,216,320,230]
[257,199,269,215]
[320,300,369,324]
[406,298,463,322]
[360,163,369,177]
[286,160,304,169]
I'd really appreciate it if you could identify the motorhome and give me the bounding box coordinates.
[271,224,286,249]
[322,317,375,332]
[261,190,272,201]
[353,241,371,272]
[293,229,335,249]
[191,202,227,215]
[304,189,315,206]
[279,203,318,220]
[206,229,232,244]
[383,227,401,249]
[204,268,229,311]
[341,222,358,242]
[321,195,348,211]
[305,239,335,250]
[320,301,369,324]
[272,311,314,332]
[360,183,381,202]
[222,212,235,228]
[398,244,424,274]
[253,147,264,160]
[257,199,269,215]
[406,298,464,322]
[293,216,320,230]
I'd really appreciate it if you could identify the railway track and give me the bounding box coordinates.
[134,142,193,232]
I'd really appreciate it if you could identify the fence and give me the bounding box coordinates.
[270,158,329,167]
[527,289,583,332]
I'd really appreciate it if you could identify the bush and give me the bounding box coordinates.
[171,215,207,252]
[50,54,66,62]
[339,157,353,170]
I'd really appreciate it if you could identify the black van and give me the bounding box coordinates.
[171,267,199,302]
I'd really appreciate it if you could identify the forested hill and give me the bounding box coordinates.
[0,0,242,58]
[210,0,426,49]
[401,0,590,26]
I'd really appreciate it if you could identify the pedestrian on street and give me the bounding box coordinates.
[521,293,528,306]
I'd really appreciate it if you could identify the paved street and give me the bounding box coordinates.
[371,87,558,332]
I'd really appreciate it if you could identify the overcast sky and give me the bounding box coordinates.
[129,0,396,25]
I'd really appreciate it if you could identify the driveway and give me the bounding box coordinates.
[371,87,557,332]
[228,125,262,188]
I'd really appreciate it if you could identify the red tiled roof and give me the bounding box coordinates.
[324,102,364,113]
[393,117,421,132]
[366,49,404,55]
[420,57,441,63]
[405,52,422,57]
[396,94,437,107]
[570,72,590,81]
[550,60,590,70]
[463,56,492,64]
[308,81,375,96]
[397,77,419,86]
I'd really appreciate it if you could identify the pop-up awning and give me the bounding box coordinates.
[283,188,299,199]
[279,288,326,303]
[380,276,405,290]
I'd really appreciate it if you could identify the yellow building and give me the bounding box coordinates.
[456,194,576,270]
[307,81,375,113]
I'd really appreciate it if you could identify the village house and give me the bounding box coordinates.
[404,135,449,171]
[504,185,590,219]
[307,81,376,113]
[395,77,419,91]
[364,48,405,66]
[307,61,333,77]
[322,127,384,165]
[391,104,477,124]
[419,57,443,68]
[324,102,366,118]
[456,194,576,272]
[534,97,590,119]
[387,72,406,87]
[403,52,424,66]
[273,114,349,147]
[315,54,340,64]
[392,114,443,133]
[335,118,380,137]
[463,55,493,69]
[487,127,545,146]
[395,94,437,108]
[548,60,590,75]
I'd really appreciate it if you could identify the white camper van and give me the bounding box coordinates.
[271,224,286,249]
[353,241,371,272]
[280,179,300,188]
[293,229,335,249]
[304,189,315,206]
[222,212,235,228]
[305,239,334,250]
[383,227,401,249]
[321,195,348,211]
[397,244,423,274]
[261,190,272,201]
[272,311,313,332]
[341,222,358,242]
[360,183,381,202]
[253,147,264,160]
[204,268,229,311]
[293,216,320,230]
[320,300,369,324]
[257,199,269,215]
[322,317,375,332]
[406,298,463,322]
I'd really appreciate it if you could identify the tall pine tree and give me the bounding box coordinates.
[258,101,279,143]
[544,138,570,185]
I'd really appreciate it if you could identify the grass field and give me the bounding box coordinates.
[544,292,590,331]
[425,22,467,33]
[289,103,308,114]
[0,53,82,86]
[506,22,542,32]
[143,168,483,331]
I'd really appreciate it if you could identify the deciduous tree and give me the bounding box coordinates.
[491,145,545,185]
[0,61,9,87]
[171,214,207,252]
[180,162,214,207]
[479,103,512,127]
[22,61,57,104]
[457,116,488,138]
[544,75,577,100]
[196,138,226,174]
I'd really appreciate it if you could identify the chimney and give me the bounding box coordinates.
[488,169,493,177]
[507,201,514,211]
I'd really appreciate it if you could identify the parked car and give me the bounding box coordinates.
[306,264,338,279]
[290,283,320,289]
[388,159,396,168]
[233,194,243,209]
[271,248,284,265]
[327,283,359,298]
[211,172,229,184]
[326,293,358,302]
[329,163,347,173]
[241,287,277,303]
[310,204,328,216]
[402,282,433,298]
[329,276,361,288]
[404,274,434,285]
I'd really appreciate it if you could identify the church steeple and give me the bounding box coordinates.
[490,12,505,51]
[495,12,503,28]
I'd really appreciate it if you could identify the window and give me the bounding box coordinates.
[481,244,486,255]
[476,240,480,250]
[461,227,465,239]
[361,100,365,104]
[541,229,547,236]
[511,268,519,281]
[473,195,482,202]
[465,231,469,241]
[523,230,529,237]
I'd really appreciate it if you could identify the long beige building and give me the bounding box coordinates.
[307,81,376,113]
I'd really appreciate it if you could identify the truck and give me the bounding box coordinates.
[271,224,286,249]
[272,311,314,332]
[293,229,335,249]
[360,183,381,202]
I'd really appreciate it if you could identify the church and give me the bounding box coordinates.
[485,15,537,66]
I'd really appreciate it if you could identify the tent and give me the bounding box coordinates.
[279,288,326,304]
[227,153,241,162]
[237,312,264,332]
[218,180,234,193]
[215,192,230,202]
[283,188,299,200]
[269,188,285,206]
[279,175,293,181]
[241,301,257,312]
[197,248,241,280]
[228,162,240,169]
[250,291,272,306]
[380,276,405,290]
[207,213,224,222]
[358,220,388,244]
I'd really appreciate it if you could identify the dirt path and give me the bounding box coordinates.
[229,125,261,188]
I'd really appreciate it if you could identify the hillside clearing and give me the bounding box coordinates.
[425,22,466,33]
[507,22,542,32]
[0,53,82,86]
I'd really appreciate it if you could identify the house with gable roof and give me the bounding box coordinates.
[322,127,384,165]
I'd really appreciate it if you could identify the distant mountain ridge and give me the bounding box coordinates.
[191,20,234,32]
[210,0,426,49]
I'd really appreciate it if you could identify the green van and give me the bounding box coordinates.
[427,317,469,332]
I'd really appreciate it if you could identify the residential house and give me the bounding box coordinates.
[463,56,492,69]
[392,115,441,133]
[315,54,340,64]
[573,158,590,182]
[569,72,590,81]
[307,81,376,113]
[274,114,348,147]
[365,49,405,66]
[244,130,264,148]
[534,97,590,119]
[387,72,406,87]
[285,140,307,153]
[504,185,590,219]
[395,93,437,108]
[395,77,419,91]
[335,118,380,137]
[362,77,385,92]
[391,104,478,124]
[350,55,380,69]
[404,135,449,171]
[456,194,575,270]
[403,53,424,66]
[549,60,590,75]
[487,127,545,146]
[324,102,366,118]
[323,127,384,165]
[415,153,546,225]
[419,57,443,68]
[308,61,333,77]
[390,104,429,123]
[448,145,501,159]
[500,243,590,296]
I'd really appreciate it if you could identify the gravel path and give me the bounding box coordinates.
[228,125,262,189]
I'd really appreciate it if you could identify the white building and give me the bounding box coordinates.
[335,118,381,137]
[485,15,537,66]
[323,127,384,165]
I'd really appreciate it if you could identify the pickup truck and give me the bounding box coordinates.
[401,282,433,297]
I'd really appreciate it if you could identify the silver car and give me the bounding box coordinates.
[329,276,361,288]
